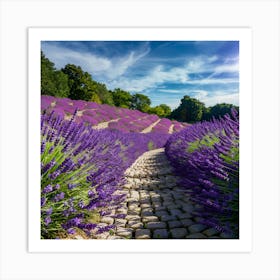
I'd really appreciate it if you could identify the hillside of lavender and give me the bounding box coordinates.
[41,95,239,239]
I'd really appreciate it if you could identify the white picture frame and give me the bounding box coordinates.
[29,27,252,253]
[1,1,279,279]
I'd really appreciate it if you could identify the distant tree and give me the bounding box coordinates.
[170,95,205,123]
[158,104,171,117]
[207,103,239,120]
[62,64,93,101]
[202,106,211,121]
[130,93,151,112]
[111,88,132,108]
[41,51,70,97]
[149,104,171,118]
[90,92,102,104]
[94,82,114,105]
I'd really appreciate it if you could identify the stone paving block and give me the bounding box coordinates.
[141,208,154,216]
[128,202,140,209]
[100,217,114,225]
[186,233,207,239]
[135,229,151,239]
[116,208,128,215]
[126,215,141,221]
[193,217,204,223]
[154,206,166,211]
[182,205,195,213]
[142,216,159,223]
[127,220,143,229]
[116,228,133,238]
[95,232,110,239]
[177,212,193,219]
[220,232,236,239]
[160,215,177,222]
[203,228,220,237]
[107,235,125,239]
[169,208,183,216]
[168,220,183,229]
[188,224,208,233]
[146,222,167,229]
[140,203,152,209]
[127,209,141,215]
[153,229,169,239]
[166,204,181,210]
[115,218,127,227]
[170,228,188,239]
[180,218,195,227]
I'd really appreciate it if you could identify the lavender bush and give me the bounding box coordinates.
[165,109,239,237]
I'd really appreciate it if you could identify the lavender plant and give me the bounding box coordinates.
[165,109,239,237]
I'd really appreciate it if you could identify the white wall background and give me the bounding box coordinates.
[0,0,279,279]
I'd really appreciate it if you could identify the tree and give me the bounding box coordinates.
[207,103,239,120]
[41,51,70,97]
[149,104,171,118]
[111,88,132,108]
[62,64,94,101]
[94,82,114,105]
[170,95,205,123]
[130,93,151,112]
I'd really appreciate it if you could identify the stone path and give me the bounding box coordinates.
[91,148,225,239]
[141,119,161,133]
[92,118,120,129]
[168,124,174,134]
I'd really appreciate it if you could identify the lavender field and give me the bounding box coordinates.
[41,95,239,239]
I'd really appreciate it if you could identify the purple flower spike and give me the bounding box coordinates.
[42,184,53,194]
[45,216,51,226]
[46,207,53,215]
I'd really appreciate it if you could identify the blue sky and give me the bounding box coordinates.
[41,41,239,109]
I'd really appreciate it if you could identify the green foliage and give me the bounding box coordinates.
[41,140,96,239]
[62,64,94,101]
[148,104,171,118]
[94,82,114,105]
[186,133,220,153]
[170,96,239,124]
[130,93,151,112]
[111,88,132,108]
[61,64,114,105]
[207,103,239,120]
[170,95,205,123]
[41,51,70,97]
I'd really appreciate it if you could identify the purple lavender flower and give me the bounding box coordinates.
[41,197,46,207]
[42,184,53,194]
[53,192,65,202]
[46,207,53,215]
[45,216,51,226]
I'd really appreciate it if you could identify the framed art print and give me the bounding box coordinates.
[28,27,252,253]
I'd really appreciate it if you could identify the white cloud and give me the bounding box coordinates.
[190,90,209,100]
[195,91,239,107]
[109,65,189,92]
[42,44,150,80]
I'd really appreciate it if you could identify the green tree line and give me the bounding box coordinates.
[41,51,238,122]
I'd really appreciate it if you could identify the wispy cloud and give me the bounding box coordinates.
[41,43,150,80]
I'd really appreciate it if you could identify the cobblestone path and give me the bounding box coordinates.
[90,148,227,239]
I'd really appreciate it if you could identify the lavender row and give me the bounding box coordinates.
[41,95,188,134]
[165,109,239,238]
